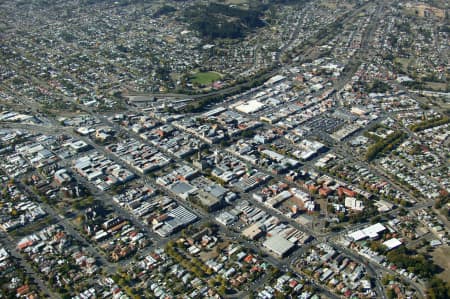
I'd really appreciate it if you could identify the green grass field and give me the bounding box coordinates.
[190,71,222,85]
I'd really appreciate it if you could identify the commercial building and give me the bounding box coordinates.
[263,234,295,258]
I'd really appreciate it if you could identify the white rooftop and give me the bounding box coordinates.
[348,223,386,241]
[235,100,265,114]
[383,238,402,250]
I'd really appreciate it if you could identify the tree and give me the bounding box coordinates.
[400,199,412,207]
[10,208,19,217]
[386,247,439,278]
[427,277,450,299]
[398,208,408,216]
[381,274,395,285]
[275,292,285,299]
[217,285,227,296]
[369,241,387,254]
[386,287,396,299]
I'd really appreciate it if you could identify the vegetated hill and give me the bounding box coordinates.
[184,3,267,39]
[79,0,151,6]
[153,5,177,18]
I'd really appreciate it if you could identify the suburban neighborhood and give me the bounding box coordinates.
[0,0,449,298]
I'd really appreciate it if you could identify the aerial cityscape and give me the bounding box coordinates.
[0,0,449,298]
